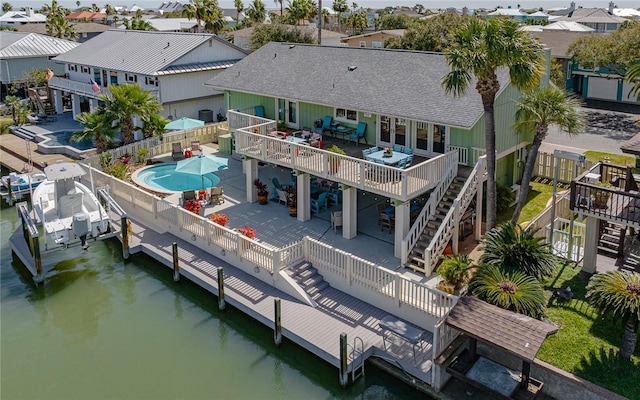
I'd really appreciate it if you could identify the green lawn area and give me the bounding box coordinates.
[584,150,634,167]
[0,116,13,135]
[496,180,555,226]
[539,263,640,399]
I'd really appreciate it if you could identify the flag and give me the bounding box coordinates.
[90,79,101,94]
[45,69,54,82]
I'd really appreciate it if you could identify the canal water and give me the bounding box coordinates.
[0,202,426,399]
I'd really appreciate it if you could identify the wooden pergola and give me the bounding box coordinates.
[444,296,559,399]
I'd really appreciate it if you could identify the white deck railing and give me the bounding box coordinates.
[447,145,469,166]
[48,76,112,99]
[228,110,458,202]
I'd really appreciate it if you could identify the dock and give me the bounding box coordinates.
[0,133,74,172]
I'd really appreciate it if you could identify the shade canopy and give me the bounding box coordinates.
[164,117,205,130]
[175,155,228,190]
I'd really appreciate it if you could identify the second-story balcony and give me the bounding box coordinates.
[570,162,640,228]
[48,76,111,99]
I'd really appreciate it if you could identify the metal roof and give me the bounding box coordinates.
[445,296,558,362]
[205,42,512,129]
[0,10,47,23]
[0,32,79,59]
[16,22,111,34]
[53,30,244,76]
[155,60,240,76]
[557,8,628,24]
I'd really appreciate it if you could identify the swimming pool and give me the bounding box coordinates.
[36,130,96,159]
[133,163,221,193]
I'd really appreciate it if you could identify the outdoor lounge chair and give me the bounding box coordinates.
[182,190,196,205]
[276,189,288,206]
[314,116,332,134]
[172,143,185,161]
[191,141,202,156]
[27,115,45,125]
[310,192,328,213]
[379,213,394,233]
[209,186,225,204]
[349,122,367,146]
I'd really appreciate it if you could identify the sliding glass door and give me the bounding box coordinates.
[276,98,298,129]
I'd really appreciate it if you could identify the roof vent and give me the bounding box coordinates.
[289,44,295,49]
[347,65,357,72]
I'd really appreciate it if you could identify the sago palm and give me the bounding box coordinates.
[74,108,118,154]
[510,86,585,225]
[101,84,160,145]
[626,62,640,102]
[586,271,640,359]
[442,17,546,231]
[469,264,546,318]
[480,222,557,280]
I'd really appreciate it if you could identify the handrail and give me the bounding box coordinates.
[47,76,112,99]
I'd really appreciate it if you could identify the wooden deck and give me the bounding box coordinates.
[0,133,74,172]
[114,215,434,381]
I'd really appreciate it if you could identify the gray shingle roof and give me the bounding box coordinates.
[445,296,558,362]
[53,30,242,76]
[0,32,79,58]
[205,42,510,129]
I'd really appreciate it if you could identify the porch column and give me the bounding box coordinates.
[244,158,258,203]
[582,216,599,273]
[89,98,99,113]
[53,90,64,114]
[475,182,484,241]
[71,94,81,119]
[297,173,311,222]
[394,201,410,258]
[343,187,357,239]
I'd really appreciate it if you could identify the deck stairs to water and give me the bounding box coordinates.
[622,252,640,273]
[598,222,626,258]
[28,88,55,115]
[405,177,467,273]
[286,261,329,299]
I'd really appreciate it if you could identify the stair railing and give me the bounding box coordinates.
[28,88,46,115]
[400,157,458,264]
[421,156,487,275]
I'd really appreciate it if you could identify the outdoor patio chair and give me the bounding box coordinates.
[300,127,313,139]
[349,122,367,146]
[405,154,414,167]
[255,105,265,118]
[191,141,202,156]
[314,116,332,134]
[209,186,225,204]
[182,190,196,205]
[379,213,394,233]
[393,144,403,153]
[310,192,328,213]
[403,147,413,155]
[276,189,288,206]
[27,115,45,125]
[327,188,341,206]
[331,211,343,233]
[172,143,185,161]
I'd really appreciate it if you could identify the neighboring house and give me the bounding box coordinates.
[231,26,343,51]
[340,30,406,48]
[541,20,595,31]
[487,7,528,23]
[612,8,640,19]
[566,61,639,105]
[65,11,107,22]
[157,1,184,14]
[528,30,593,86]
[145,18,202,32]
[0,8,46,27]
[0,32,79,101]
[552,2,627,33]
[527,10,550,22]
[16,22,111,43]
[49,30,248,127]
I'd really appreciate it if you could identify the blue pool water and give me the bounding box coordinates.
[42,130,95,151]
[136,163,221,192]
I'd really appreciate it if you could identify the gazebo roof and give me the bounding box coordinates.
[445,296,558,362]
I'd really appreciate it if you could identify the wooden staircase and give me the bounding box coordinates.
[598,222,625,258]
[28,87,56,115]
[405,177,466,272]
[287,261,329,299]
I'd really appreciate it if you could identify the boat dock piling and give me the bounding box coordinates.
[172,242,180,282]
[217,267,225,311]
[274,298,282,347]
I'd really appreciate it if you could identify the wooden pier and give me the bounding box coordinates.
[0,133,74,172]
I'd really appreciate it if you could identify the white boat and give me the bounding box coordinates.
[32,163,110,247]
[0,171,47,192]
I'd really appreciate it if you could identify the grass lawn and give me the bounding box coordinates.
[539,263,640,399]
[584,151,634,167]
[496,180,556,226]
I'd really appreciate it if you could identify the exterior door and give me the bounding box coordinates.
[276,98,298,129]
[102,70,108,87]
[432,124,447,155]
[379,116,407,147]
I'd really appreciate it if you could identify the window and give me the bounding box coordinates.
[93,68,101,85]
[145,76,158,87]
[125,73,137,83]
[335,108,357,122]
[81,66,90,73]
[359,41,366,48]
[69,64,77,72]
[110,71,118,85]
[372,41,382,49]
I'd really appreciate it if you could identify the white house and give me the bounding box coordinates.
[49,30,248,126]
[0,8,46,27]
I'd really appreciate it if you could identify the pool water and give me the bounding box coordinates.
[42,130,95,151]
[136,163,221,192]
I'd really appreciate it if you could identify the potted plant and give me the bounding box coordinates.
[238,225,257,239]
[210,213,229,226]
[436,255,472,295]
[287,186,297,217]
[254,179,268,205]
[593,180,612,208]
[277,120,288,130]
[184,199,202,215]
[327,144,346,173]
[383,147,393,157]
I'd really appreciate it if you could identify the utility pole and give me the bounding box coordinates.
[318,0,322,45]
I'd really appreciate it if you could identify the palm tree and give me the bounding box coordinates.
[203,3,226,34]
[2,2,12,12]
[586,271,640,359]
[141,113,169,139]
[74,109,118,154]
[332,0,348,32]
[45,0,77,39]
[234,0,244,22]
[246,0,266,25]
[274,0,283,18]
[4,95,21,124]
[480,222,557,280]
[123,16,154,30]
[182,0,213,33]
[101,84,161,145]
[469,264,546,318]
[625,62,640,102]
[510,86,585,225]
[441,17,546,231]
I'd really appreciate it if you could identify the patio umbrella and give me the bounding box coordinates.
[164,117,205,131]
[175,154,228,190]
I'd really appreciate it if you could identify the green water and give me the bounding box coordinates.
[0,203,424,400]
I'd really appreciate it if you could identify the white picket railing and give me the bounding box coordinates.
[447,145,469,166]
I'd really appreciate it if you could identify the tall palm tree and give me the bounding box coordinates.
[332,0,348,32]
[123,16,154,30]
[74,108,118,154]
[246,0,266,25]
[203,3,226,34]
[586,271,640,359]
[442,17,546,231]
[274,0,283,18]
[481,222,556,280]
[141,113,169,139]
[45,0,77,39]
[182,0,213,33]
[470,264,546,318]
[510,86,585,225]
[101,84,160,145]
[625,62,640,102]
[234,0,244,22]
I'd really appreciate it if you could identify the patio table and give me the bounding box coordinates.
[328,124,355,141]
[366,150,410,167]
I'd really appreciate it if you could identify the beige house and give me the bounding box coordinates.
[340,30,406,48]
